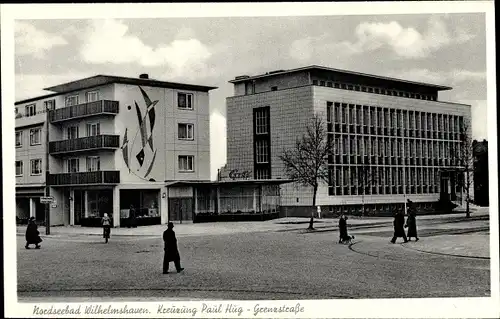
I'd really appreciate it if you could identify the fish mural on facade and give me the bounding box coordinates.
[122,86,159,182]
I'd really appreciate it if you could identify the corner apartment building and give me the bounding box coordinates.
[225,65,471,217]
[15,74,216,226]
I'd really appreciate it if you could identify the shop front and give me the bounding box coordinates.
[166,180,289,223]
[15,187,45,225]
[74,188,114,227]
[119,189,161,226]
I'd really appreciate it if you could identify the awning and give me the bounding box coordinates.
[16,187,45,196]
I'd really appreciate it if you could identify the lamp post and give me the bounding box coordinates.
[44,103,51,235]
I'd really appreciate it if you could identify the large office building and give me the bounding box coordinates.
[15,74,216,226]
[224,65,471,217]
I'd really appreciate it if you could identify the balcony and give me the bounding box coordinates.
[49,100,119,123]
[49,135,120,155]
[48,170,120,186]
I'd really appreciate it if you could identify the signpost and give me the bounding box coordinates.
[40,196,54,204]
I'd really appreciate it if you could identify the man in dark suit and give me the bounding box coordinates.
[163,222,184,274]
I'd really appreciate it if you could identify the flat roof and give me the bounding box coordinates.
[44,75,218,94]
[15,92,61,105]
[166,179,293,187]
[229,65,452,91]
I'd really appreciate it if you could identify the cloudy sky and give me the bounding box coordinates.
[14,13,487,179]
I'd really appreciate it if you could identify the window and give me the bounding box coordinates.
[326,102,332,123]
[86,122,100,136]
[25,104,36,117]
[178,92,193,109]
[334,83,340,88]
[271,86,278,91]
[341,104,347,123]
[67,126,79,140]
[334,103,341,123]
[312,80,318,85]
[15,131,23,147]
[67,158,79,173]
[327,82,333,87]
[245,82,255,94]
[179,155,194,172]
[86,91,99,102]
[30,159,42,175]
[178,123,194,140]
[320,81,325,86]
[16,161,23,176]
[30,128,42,145]
[86,157,100,172]
[255,108,269,134]
[44,99,55,111]
[65,95,79,107]
[255,169,270,179]
[256,140,269,163]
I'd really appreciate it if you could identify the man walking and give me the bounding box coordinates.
[390,210,408,244]
[163,222,184,274]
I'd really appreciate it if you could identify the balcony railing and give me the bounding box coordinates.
[48,170,120,186]
[49,100,119,123]
[49,135,120,154]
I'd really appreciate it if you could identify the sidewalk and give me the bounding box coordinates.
[16,209,489,238]
[401,234,490,259]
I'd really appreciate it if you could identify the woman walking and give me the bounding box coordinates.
[25,217,42,249]
[405,200,419,241]
[102,213,111,243]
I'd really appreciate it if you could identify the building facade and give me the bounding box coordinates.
[15,74,215,226]
[225,66,472,217]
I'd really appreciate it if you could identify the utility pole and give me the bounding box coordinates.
[44,104,51,235]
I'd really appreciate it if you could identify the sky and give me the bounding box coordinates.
[14,13,488,180]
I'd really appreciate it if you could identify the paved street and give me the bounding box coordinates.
[17,214,490,302]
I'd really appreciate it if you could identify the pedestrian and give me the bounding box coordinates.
[101,213,111,243]
[338,214,353,244]
[163,222,184,274]
[25,217,42,249]
[405,200,419,241]
[128,204,137,228]
[390,209,408,244]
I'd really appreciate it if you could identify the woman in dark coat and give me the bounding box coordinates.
[163,222,184,274]
[338,215,351,243]
[25,217,42,249]
[405,202,419,241]
[390,210,408,244]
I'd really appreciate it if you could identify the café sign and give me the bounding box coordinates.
[226,169,252,180]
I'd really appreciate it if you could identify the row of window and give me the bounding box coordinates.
[65,155,195,173]
[314,80,438,101]
[327,166,460,196]
[328,134,461,161]
[16,155,196,177]
[326,102,465,138]
[16,91,196,118]
[15,159,42,176]
[16,123,195,148]
[16,128,42,147]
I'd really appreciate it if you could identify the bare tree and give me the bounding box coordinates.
[279,115,333,230]
[355,161,377,216]
[452,123,474,218]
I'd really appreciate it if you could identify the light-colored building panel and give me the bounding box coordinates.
[113,83,167,183]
